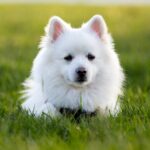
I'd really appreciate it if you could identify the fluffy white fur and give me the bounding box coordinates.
[21,15,124,117]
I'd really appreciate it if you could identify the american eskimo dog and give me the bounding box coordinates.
[22,15,124,117]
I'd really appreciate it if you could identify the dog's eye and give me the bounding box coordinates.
[64,54,73,61]
[87,53,95,61]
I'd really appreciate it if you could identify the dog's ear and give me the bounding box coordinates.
[82,15,108,40]
[45,16,70,43]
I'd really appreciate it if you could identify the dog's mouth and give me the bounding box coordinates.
[75,76,87,83]
[63,75,90,88]
[69,80,89,88]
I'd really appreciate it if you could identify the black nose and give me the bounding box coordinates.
[76,67,87,76]
[76,67,87,83]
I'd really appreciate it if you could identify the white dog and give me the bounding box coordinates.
[22,15,124,117]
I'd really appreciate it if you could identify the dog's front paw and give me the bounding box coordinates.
[37,103,60,117]
[23,103,59,118]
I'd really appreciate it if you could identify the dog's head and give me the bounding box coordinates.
[42,15,111,88]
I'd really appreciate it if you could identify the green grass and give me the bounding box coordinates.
[0,4,150,150]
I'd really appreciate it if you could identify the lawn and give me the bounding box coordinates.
[0,4,150,150]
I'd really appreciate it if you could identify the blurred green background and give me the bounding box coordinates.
[0,4,150,150]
